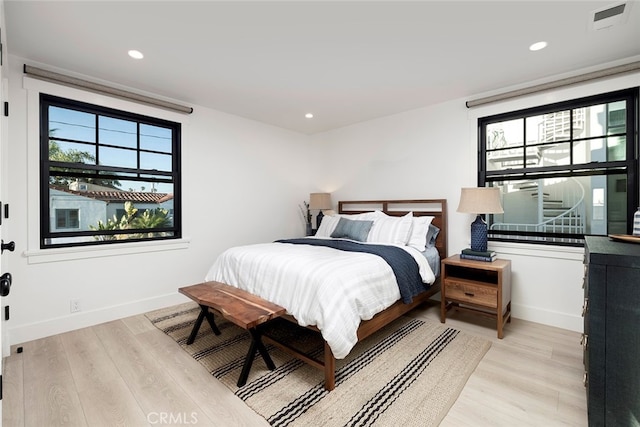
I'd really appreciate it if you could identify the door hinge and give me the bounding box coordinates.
[3,101,7,117]
[0,374,3,400]
[4,305,9,321]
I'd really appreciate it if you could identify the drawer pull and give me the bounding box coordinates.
[583,372,588,387]
[464,292,475,297]
[580,333,588,348]
[582,298,588,317]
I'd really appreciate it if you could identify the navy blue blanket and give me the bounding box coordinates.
[275,238,427,304]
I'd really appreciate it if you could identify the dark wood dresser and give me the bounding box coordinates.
[584,236,640,426]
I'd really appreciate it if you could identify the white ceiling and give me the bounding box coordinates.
[4,1,640,134]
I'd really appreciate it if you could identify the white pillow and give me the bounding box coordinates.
[315,214,341,238]
[367,212,413,245]
[407,215,435,252]
[315,211,384,238]
[345,211,385,220]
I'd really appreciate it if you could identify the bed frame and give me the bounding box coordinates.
[263,199,448,391]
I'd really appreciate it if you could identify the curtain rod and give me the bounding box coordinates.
[466,60,640,108]
[23,64,194,114]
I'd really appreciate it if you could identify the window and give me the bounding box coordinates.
[40,94,181,248]
[479,88,638,246]
[55,209,79,229]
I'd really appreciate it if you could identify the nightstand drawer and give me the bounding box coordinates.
[445,280,497,308]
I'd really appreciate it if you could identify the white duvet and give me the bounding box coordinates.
[204,238,435,359]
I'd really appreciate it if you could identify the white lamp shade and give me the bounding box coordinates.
[309,193,333,210]
[457,187,503,214]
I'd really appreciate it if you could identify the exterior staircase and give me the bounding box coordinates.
[534,187,585,234]
[490,178,586,235]
[486,110,587,237]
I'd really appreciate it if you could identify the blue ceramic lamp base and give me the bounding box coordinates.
[470,215,488,252]
[316,210,325,229]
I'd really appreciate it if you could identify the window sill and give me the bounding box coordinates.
[488,240,584,261]
[23,237,191,264]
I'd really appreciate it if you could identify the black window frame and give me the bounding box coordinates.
[40,94,182,249]
[478,87,639,247]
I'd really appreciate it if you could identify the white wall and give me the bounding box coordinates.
[4,55,312,346]
[4,49,639,348]
[309,67,640,332]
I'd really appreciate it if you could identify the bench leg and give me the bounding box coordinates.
[203,306,222,336]
[237,327,276,387]
[186,305,221,345]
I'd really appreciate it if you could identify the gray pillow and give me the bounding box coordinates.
[330,217,373,242]
[426,224,440,247]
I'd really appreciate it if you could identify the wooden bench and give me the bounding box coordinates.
[178,281,286,387]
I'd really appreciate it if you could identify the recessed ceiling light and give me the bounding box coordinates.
[128,50,144,59]
[529,41,547,51]
[305,113,314,119]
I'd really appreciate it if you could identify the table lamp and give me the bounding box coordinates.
[457,187,503,252]
[309,193,333,229]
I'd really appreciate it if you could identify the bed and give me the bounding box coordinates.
[205,199,447,390]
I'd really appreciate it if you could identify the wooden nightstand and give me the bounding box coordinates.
[440,254,512,338]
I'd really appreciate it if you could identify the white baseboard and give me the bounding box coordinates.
[511,302,583,333]
[7,292,189,349]
[427,297,582,333]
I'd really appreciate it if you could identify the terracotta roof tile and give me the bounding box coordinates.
[51,185,169,204]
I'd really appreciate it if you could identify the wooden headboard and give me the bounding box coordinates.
[338,199,448,260]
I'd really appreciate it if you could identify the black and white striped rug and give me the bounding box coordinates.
[146,302,490,427]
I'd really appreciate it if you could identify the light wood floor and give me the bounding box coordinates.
[2,300,587,426]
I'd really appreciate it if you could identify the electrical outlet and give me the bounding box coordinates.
[70,299,81,313]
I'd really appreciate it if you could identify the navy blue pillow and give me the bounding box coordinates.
[330,217,373,242]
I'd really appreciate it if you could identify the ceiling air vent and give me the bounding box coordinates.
[590,2,630,30]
